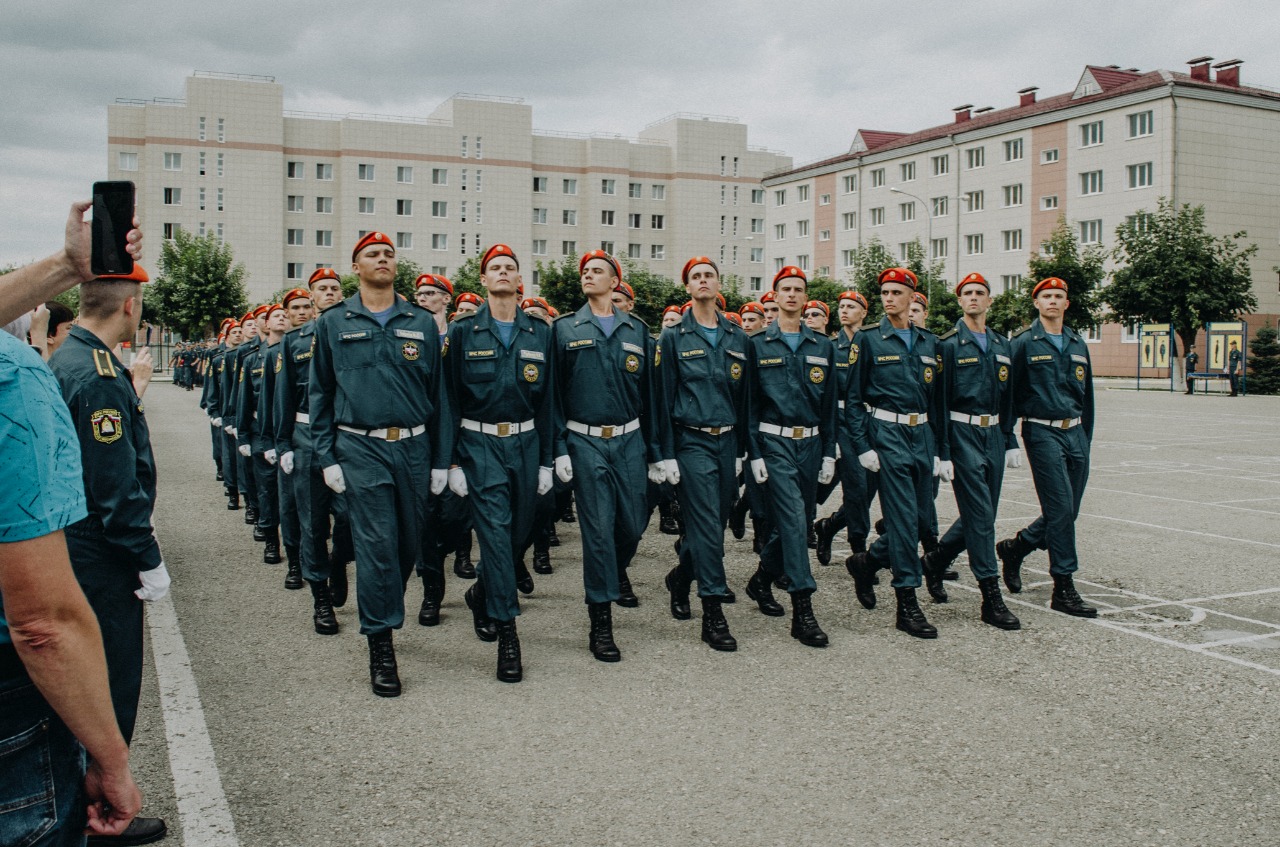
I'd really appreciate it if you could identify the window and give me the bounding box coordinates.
[216,188,224,212]
[720,184,726,205]
[358,163,375,181]
[433,201,448,218]
[1002,229,1023,251]
[197,221,205,237]
[600,240,615,254]
[432,234,448,251]
[164,152,182,171]
[930,155,949,177]
[931,238,948,259]
[965,146,985,169]
[601,210,615,226]
[842,212,856,230]
[1080,170,1103,195]
[899,202,916,222]
[432,168,447,185]
[533,176,548,193]
[628,182,641,198]
[215,222,223,242]
[774,223,787,240]
[720,216,726,236]
[651,215,664,230]
[628,212,641,228]
[1083,325,1102,342]
[1121,323,1139,343]
[900,162,916,181]
[198,152,206,175]
[287,263,303,280]
[216,153,223,177]
[397,166,413,184]
[563,209,577,226]
[1128,110,1153,138]
[869,207,885,226]
[963,191,984,213]
[316,163,333,180]
[397,232,412,249]
[842,174,857,193]
[750,247,763,263]
[651,244,665,259]
[118,151,138,171]
[797,219,810,237]
[475,137,482,159]
[898,243,912,261]
[1080,121,1104,147]
[751,218,764,234]
[1041,195,1059,210]
[162,223,180,240]
[1000,274,1022,294]
[1002,184,1023,207]
[316,230,333,248]
[563,241,577,256]
[286,161,302,179]
[216,118,225,143]
[1079,219,1103,244]
[431,266,448,275]
[397,199,413,216]
[358,197,375,214]
[563,179,577,195]
[198,188,205,210]
[965,234,984,255]
[198,116,206,141]
[652,184,666,200]
[931,196,949,217]
[870,168,885,187]
[474,170,482,192]
[156,186,179,207]
[842,249,856,267]
[628,243,641,258]
[461,169,467,191]
[749,276,763,291]
[797,185,810,202]
[1127,162,1154,189]
[531,207,547,225]
[819,229,831,242]
[773,258,785,273]
[601,179,616,195]
[316,197,333,214]
[720,155,727,176]
[287,229,304,246]
[796,255,810,271]
[532,240,548,255]
[1041,148,1060,164]
[752,188,765,204]
[460,200,468,222]
[1125,213,1152,234]
[733,157,739,177]
[285,194,301,213]
[461,135,468,158]
[775,189,787,206]
[819,193,831,206]
[1003,138,1024,162]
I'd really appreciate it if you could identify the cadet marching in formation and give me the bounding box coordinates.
[191,237,1099,697]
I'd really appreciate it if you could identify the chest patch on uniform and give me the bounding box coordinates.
[849,344,859,365]
[923,367,935,384]
[726,349,746,360]
[622,342,644,355]
[568,338,595,350]
[394,329,426,341]
[998,365,1009,382]
[1075,364,1086,382]
[757,357,783,367]
[680,348,707,359]
[295,351,312,363]
[730,362,743,380]
[1071,354,1088,364]
[806,355,829,366]
[810,366,825,384]
[340,331,371,342]
[467,349,496,359]
[625,353,641,373]
[275,354,283,373]
[654,345,662,367]
[956,356,979,365]
[1030,354,1054,363]
[524,363,540,382]
[995,354,1011,365]
[251,367,264,378]
[91,408,123,444]
[875,355,900,364]
[519,349,545,362]
[402,341,421,361]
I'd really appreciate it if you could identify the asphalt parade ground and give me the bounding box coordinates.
[129,382,1278,847]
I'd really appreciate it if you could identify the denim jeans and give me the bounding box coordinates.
[0,676,87,847]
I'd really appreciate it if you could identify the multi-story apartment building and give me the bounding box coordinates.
[107,72,790,303]
[763,58,1280,375]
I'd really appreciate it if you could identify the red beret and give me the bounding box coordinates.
[1032,277,1068,297]
[282,288,311,306]
[456,292,484,308]
[662,305,683,317]
[481,244,519,272]
[739,302,765,316]
[351,231,394,262]
[308,267,340,286]
[912,291,929,308]
[724,312,743,327]
[614,281,635,300]
[579,249,621,280]
[773,266,807,289]
[416,274,454,296]
[225,319,240,330]
[95,264,149,284]
[956,272,989,295]
[838,290,868,309]
[804,299,829,317]
[547,305,559,318]
[682,256,718,285]
[760,291,777,304]
[253,304,272,320]
[520,297,541,311]
[241,311,256,324]
[266,302,286,317]
[878,267,918,290]
[716,292,727,310]
[219,317,236,329]
[680,302,693,314]
[447,311,459,322]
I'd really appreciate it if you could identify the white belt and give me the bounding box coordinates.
[337,423,427,442]
[1025,417,1081,430]
[295,412,310,424]
[759,422,818,439]
[950,411,999,427]
[461,418,535,437]
[683,423,734,436]
[867,406,929,426]
[567,419,640,439]
[838,401,846,410]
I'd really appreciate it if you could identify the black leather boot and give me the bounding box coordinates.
[848,533,867,555]
[284,547,303,590]
[547,525,561,548]
[745,567,785,616]
[559,495,576,523]
[997,532,1035,593]
[814,516,837,566]
[465,581,497,641]
[722,585,736,604]
[845,551,878,610]
[789,589,828,647]
[515,559,535,595]
[329,559,349,608]
[616,569,639,608]
[874,517,886,536]
[665,565,692,620]
[367,631,401,697]
[978,576,1021,630]
[418,573,442,627]
[588,602,621,662]
[453,538,476,579]
[895,587,938,639]
[496,620,523,683]
[309,580,339,635]
[226,491,240,510]
[728,496,748,540]
[532,537,553,574]
[751,518,764,554]
[253,523,268,542]
[921,549,949,604]
[658,500,680,535]
[807,523,818,549]
[263,530,282,565]
[244,504,258,525]
[1050,573,1097,618]
[701,596,737,652]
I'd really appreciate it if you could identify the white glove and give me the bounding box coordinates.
[280,451,294,474]
[135,562,171,602]
[323,464,347,493]
[932,456,941,477]
[818,456,836,485]
[264,449,277,465]
[735,456,744,477]
[1005,449,1023,469]
[858,450,880,473]
[661,459,681,486]
[224,424,235,435]
[751,458,768,484]
[647,462,667,485]
[238,444,251,457]
[555,455,573,483]
[938,460,955,482]
[212,417,222,427]
[429,468,448,495]
[448,467,468,497]
[537,466,553,496]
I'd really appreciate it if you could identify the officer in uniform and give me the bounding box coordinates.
[269,290,315,591]
[225,309,262,528]
[237,302,287,565]
[201,318,234,482]
[657,256,748,651]
[211,320,243,509]
[310,232,451,697]
[844,267,947,639]
[553,249,663,662]
[739,302,765,334]
[743,265,837,647]
[1228,340,1242,396]
[49,264,170,845]
[1184,347,1199,394]
[920,273,1021,628]
[444,244,556,682]
[996,277,1097,617]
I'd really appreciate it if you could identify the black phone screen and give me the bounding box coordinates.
[91,181,135,276]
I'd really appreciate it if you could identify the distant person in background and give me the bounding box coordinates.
[1228,340,1242,396]
[1184,347,1199,394]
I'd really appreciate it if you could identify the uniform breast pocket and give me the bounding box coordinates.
[336,333,378,370]
[756,359,787,385]
[678,348,712,381]
[465,358,498,382]
[1027,356,1057,384]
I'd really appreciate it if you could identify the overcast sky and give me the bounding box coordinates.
[0,1,1272,268]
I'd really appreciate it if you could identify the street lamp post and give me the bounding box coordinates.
[889,186,932,303]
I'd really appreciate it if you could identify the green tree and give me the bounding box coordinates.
[148,230,248,339]
[986,289,1031,336]
[1107,199,1259,367]
[1247,323,1280,395]
[839,237,952,332]
[1026,215,1107,334]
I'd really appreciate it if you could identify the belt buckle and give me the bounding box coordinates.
[385,426,401,442]
[1059,419,1071,430]
[907,413,919,426]
[708,426,722,436]
[497,422,511,437]
[600,425,615,439]
[791,426,805,439]
[979,415,990,427]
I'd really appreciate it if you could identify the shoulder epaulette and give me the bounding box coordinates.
[1011,325,1032,338]
[858,322,879,333]
[92,348,117,378]
[453,311,478,323]
[552,311,575,323]
[938,328,958,340]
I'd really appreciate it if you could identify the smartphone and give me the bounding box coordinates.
[91,180,135,276]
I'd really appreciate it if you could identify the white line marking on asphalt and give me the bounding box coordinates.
[1001,497,1280,551]
[148,595,240,846]
[1084,486,1280,516]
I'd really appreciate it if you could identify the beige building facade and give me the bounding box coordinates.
[108,72,791,303]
